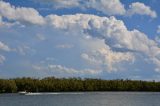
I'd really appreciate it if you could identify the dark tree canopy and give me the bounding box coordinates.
[0,77,160,93]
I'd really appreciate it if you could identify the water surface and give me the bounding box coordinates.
[0,92,160,106]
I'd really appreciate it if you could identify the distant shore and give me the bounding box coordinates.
[0,77,160,93]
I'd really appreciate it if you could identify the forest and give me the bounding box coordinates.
[0,77,160,93]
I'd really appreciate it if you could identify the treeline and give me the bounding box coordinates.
[0,77,160,93]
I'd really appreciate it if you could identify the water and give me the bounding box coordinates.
[0,92,160,106]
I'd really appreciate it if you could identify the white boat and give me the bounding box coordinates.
[18,91,27,95]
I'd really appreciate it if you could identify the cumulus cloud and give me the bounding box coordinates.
[81,53,102,64]
[81,47,134,72]
[126,2,157,18]
[33,0,157,18]
[44,14,160,72]
[34,0,125,15]
[85,0,126,15]
[0,0,156,28]
[45,14,158,54]
[1,6,159,73]
[0,41,11,52]
[0,1,45,25]
[0,1,159,77]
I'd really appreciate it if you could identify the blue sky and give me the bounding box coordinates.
[0,0,160,80]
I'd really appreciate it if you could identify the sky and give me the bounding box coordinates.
[0,0,160,80]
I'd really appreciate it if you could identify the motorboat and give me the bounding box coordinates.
[18,91,28,95]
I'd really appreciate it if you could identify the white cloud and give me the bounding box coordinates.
[33,0,157,18]
[0,41,11,52]
[0,55,5,64]
[81,47,135,72]
[44,14,160,72]
[126,2,157,18]
[34,0,125,15]
[1,11,159,73]
[48,64,100,75]
[0,1,159,77]
[45,14,158,54]
[81,53,102,64]
[0,1,156,28]
[33,64,101,76]
[55,44,74,49]
[0,1,45,25]
[85,0,126,15]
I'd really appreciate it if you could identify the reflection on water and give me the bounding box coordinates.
[0,92,160,106]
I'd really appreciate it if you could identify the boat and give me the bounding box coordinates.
[18,91,28,95]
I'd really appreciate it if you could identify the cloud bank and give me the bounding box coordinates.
[0,1,159,78]
[33,0,156,18]
[45,14,160,72]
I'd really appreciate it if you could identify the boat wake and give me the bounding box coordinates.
[25,92,84,95]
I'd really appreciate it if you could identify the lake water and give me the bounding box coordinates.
[0,92,160,106]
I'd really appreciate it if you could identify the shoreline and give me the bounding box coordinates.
[1,77,160,93]
[1,91,160,94]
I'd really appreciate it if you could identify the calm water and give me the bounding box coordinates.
[0,92,160,106]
